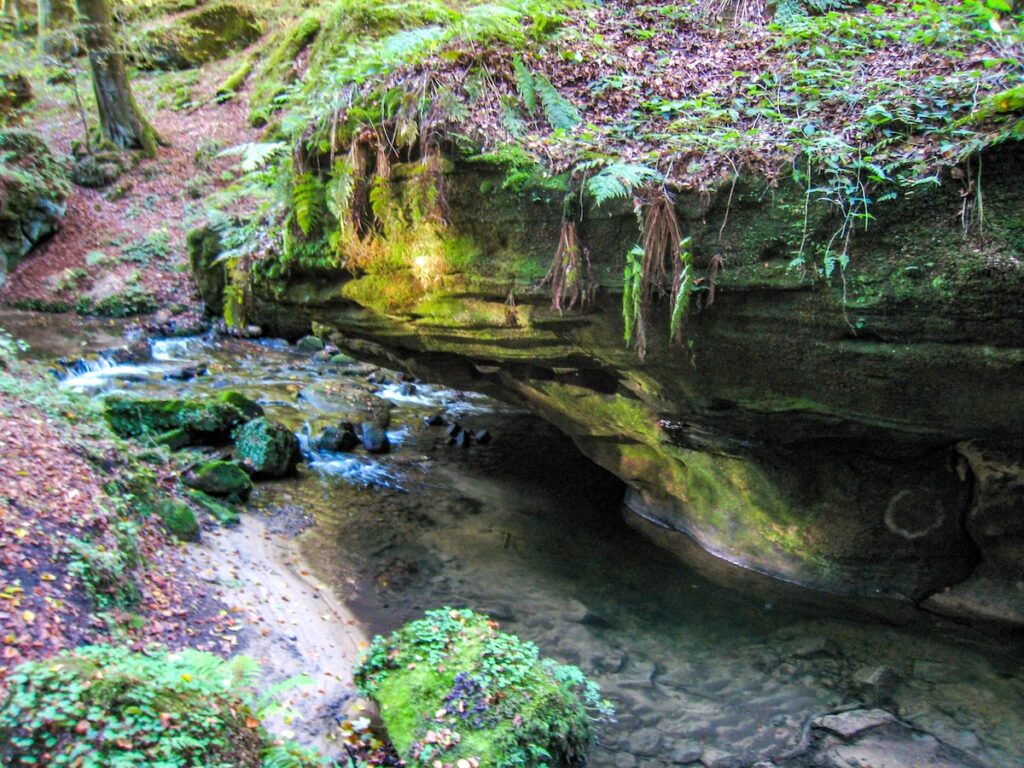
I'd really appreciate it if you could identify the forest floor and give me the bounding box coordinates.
[0,50,262,324]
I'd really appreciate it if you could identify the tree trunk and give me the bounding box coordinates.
[75,0,160,156]
[4,0,17,24]
[39,0,76,55]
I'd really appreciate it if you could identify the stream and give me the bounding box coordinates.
[4,308,1024,768]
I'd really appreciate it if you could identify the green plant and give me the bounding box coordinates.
[355,608,613,768]
[0,645,326,768]
[66,521,141,610]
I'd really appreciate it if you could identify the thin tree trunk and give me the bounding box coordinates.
[3,0,18,25]
[39,0,76,55]
[75,0,160,156]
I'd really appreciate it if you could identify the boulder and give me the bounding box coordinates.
[233,417,300,477]
[103,391,259,444]
[312,422,359,452]
[295,334,324,351]
[182,459,253,501]
[0,73,31,115]
[138,4,263,70]
[155,499,200,542]
[0,130,68,287]
[187,225,227,315]
[360,422,389,454]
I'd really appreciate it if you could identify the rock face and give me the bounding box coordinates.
[0,130,68,288]
[198,142,1024,625]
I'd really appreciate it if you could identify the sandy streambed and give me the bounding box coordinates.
[185,514,370,755]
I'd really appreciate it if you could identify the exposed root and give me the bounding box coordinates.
[542,219,596,313]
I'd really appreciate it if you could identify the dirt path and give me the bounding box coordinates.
[186,514,371,755]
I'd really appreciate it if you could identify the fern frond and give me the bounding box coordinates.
[291,172,323,236]
[217,142,288,173]
[513,56,537,113]
[326,158,355,225]
[379,25,448,62]
[534,74,581,130]
[586,162,662,206]
[460,4,523,43]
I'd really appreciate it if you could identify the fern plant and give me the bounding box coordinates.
[512,57,581,130]
[291,172,324,236]
[583,161,663,206]
[622,244,645,354]
[669,236,694,342]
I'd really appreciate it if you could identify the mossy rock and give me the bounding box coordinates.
[156,499,200,542]
[186,488,240,526]
[138,4,263,70]
[233,417,300,478]
[187,225,227,315]
[0,72,31,115]
[355,609,611,768]
[248,13,321,126]
[0,130,69,286]
[103,392,259,445]
[183,459,253,501]
[217,390,264,420]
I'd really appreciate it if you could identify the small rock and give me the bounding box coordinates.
[628,728,662,757]
[425,413,446,427]
[296,335,324,352]
[330,352,355,365]
[853,665,900,702]
[163,364,207,381]
[667,743,702,764]
[313,424,360,453]
[813,708,896,739]
[398,382,417,396]
[474,428,492,444]
[454,430,472,449]
[446,422,463,438]
[700,748,740,768]
[790,636,839,660]
[361,422,390,454]
[183,460,253,502]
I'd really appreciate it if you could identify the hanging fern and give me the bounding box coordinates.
[669,237,694,343]
[291,172,323,236]
[622,244,645,355]
[585,162,663,206]
[326,158,355,230]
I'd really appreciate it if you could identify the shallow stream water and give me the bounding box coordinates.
[5,309,1024,768]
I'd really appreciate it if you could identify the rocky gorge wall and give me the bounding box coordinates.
[195,142,1024,628]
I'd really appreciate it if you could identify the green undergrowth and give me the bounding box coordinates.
[355,608,613,768]
[0,645,325,768]
[205,0,1021,344]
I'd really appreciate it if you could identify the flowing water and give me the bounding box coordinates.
[6,309,1024,768]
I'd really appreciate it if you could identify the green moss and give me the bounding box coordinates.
[156,499,200,542]
[249,14,321,125]
[232,417,300,478]
[185,489,241,526]
[216,390,264,420]
[215,57,254,101]
[103,393,257,445]
[183,460,253,502]
[138,3,263,71]
[355,609,611,768]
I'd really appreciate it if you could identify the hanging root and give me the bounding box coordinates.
[542,220,596,313]
[504,288,520,328]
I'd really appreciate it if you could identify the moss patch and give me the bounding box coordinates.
[355,608,611,768]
